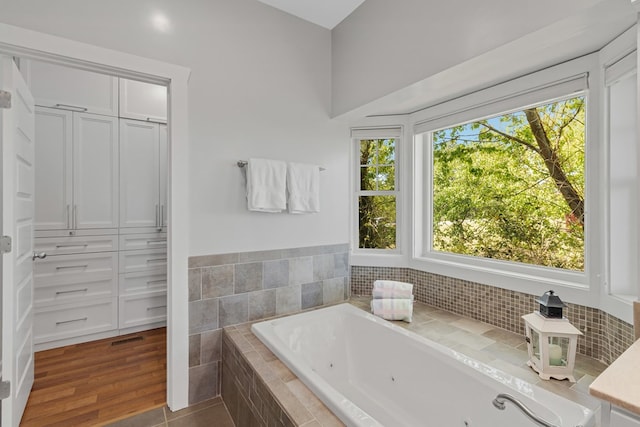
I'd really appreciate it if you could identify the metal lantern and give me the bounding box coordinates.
[523,293,582,382]
[536,290,566,318]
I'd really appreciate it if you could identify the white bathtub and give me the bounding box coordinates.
[251,303,595,427]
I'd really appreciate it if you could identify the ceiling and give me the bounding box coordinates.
[255,0,366,29]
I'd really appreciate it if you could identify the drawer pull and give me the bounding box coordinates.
[55,288,88,295]
[55,244,89,248]
[146,305,167,311]
[56,264,89,270]
[56,317,88,325]
[146,258,167,263]
[146,280,167,285]
[146,240,166,245]
[55,103,88,112]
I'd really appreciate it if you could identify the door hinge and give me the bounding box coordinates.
[0,380,10,400]
[1,235,12,254]
[0,90,11,109]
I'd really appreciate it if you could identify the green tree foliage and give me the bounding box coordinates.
[359,139,397,249]
[433,97,585,270]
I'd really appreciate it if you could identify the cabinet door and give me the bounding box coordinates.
[120,119,160,228]
[159,124,168,227]
[73,113,119,229]
[34,107,73,230]
[119,79,167,123]
[611,408,640,427]
[27,60,118,116]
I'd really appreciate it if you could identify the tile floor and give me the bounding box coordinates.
[105,397,233,427]
[115,297,608,427]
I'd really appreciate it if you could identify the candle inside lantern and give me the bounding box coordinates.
[548,343,563,366]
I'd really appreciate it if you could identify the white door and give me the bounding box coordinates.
[74,112,119,229]
[1,55,36,427]
[120,119,159,228]
[34,107,73,230]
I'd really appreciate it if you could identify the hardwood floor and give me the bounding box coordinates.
[21,328,167,427]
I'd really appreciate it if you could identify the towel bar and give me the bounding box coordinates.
[237,160,325,171]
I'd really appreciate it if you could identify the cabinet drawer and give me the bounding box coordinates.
[120,270,167,295]
[119,291,167,329]
[119,249,167,274]
[35,235,118,256]
[34,298,117,344]
[119,233,167,251]
[34,275,117,307]
[34,253,117,284]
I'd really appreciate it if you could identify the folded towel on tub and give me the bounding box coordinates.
[372,287,413,299]
[371,297,413,322]
[246,158,287,213]
[372,280,414,298]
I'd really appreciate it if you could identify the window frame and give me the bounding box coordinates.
[410,55,600,301]
[351,127,402,255]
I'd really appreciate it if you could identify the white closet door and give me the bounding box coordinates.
[159,124,168,228]
[1,54,36,427]
[73,113,119,229]
[120,119,160,228]
[34,107,73,230]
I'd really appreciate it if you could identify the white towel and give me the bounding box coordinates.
[287,162,320,214]
[371,298,413,322]
[372,288,413,299]
[246,158,287,213]
[373,280,414,295]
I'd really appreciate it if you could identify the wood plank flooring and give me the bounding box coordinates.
[21,328,167,427]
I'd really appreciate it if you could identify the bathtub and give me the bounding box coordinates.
[251,303,595,427]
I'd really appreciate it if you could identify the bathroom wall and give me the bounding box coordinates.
[352,266,635,365]
[187,243,349,404]
[0,0,351,257]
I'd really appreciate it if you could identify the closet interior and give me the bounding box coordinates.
[21,59,169,351]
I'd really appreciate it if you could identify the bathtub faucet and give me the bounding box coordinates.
[492,393,559,427]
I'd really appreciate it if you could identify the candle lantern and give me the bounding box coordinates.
[522,291,582,382]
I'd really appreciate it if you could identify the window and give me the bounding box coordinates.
[428,96,586,271]
[352,128,401,250]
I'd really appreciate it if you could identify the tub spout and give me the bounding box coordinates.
[492,393,559,427]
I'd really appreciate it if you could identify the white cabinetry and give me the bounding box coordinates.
[26,60,118,116]
[118,232,167,330]
[31,64,167,349]
[33,234,118,349]
[119,119,167,229]
[610,407,640,427]
[35,107,119,231]
[119,79,167,123]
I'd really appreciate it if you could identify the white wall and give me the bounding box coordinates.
[331,0,630,117]
[0,0,350,256]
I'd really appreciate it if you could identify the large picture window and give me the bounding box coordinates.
[429,95,585,271]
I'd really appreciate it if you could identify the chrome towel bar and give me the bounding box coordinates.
[237,160,325,171]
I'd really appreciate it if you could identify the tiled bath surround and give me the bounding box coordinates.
[187,244,349,404]
[351,266,634,365]
[222,323,345,427]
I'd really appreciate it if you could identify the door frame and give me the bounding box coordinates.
[0,23,191,411]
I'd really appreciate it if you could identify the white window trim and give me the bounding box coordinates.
[351,126,403,256]
[411,54,601,306]
[599,24,638,323]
